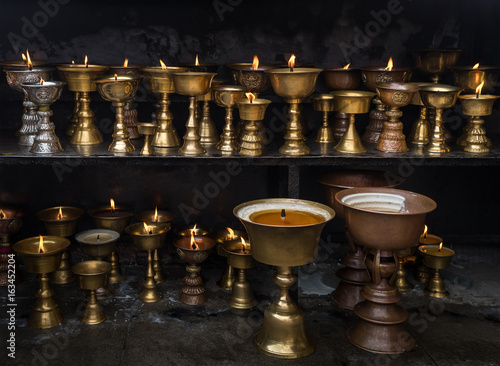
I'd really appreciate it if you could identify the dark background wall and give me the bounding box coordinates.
[0,0,499,261]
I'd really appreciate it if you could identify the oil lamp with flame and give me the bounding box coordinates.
[228,55,273,95]
[4,50,53,147]
[57,56,109,145]
[235,92,271,156]
[174,225,216,305]
[36,206,84,284]
[458,81,499,154]
[360,59,412,144]
[419,242,455,298]
[212,227,248,290]
[141,62,190,148]
[416,225,443,283]
[126,222,170,302]
[266,56,323,155]
[13,235,70,328]
[178,54,218,72]
[0,206,24,286]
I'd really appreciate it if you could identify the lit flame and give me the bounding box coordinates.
[195,54,199,66]
[245,92,256,103]
[143,222,152,234]
[438,242,443,251]
[422,225,428,239]
[22,53,27,62]
[226,227,235,240]
[39,235,45,253]
[72,60,75,64]
[190,224,198,250]
[473,63,479,70]
[123,58,129,67]
[252,55,259,70]
[343,63,350,70]
[26,49,33,69]
[57,207,63,220]
[385,57,393,71]
[476,81,484,97]
[40,78,44,85]
[110,198,116,211]
[84,55,88,67]
[114,73,118,81]
[241,237,248,253]
[0,209,5,219]
[154,206,158,222]
[288,54,296,70]
[159,59,167,70]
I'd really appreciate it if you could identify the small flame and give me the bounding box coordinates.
[38,235,45,253]
[473,63,480,70]
[438,242,443,251]
[422,225,428,239]
[84,55,88,67]
[57,207,63,220]
[0,209,5,219]
[71,60,75,64]
[343,63,350,70]
[114,73,118,81]
[190,224,198,250]
[154,206,159,222]
[252,55,259,70]
[123,58,129,67]
[226,227,235,240]
[26,49,33,69]
[40,78,44,85]
[22,53,27,62]
[110,198,116,212]
[476,81,484,98]
[385,57,393,71]
[246,92,256,103]
[195,54,199,66]
[159,59,167,70]
[241,237,248,253]
[143,222,153,235]
[288,54,296,71]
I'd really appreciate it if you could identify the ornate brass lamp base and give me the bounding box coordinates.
[108,251,124,284]
[228,268,257,309]
[81,290,107,324]
[331,112,349,138]
[108,101,135,153]
[312,94,335,143]
[425,108,450,154]
[50,250,75,284]
[199,101,219,145]
[409,106,430,145]
[30,109,63,154]
[254,266,314,359]
[463,116,489,154]
[151,93,181,148]
[216,106,239,153]
[30,273,64,329]
[362,97,387,144]
[70,91,103,145]
[124,102,141,139]
[19,99,40,146]
[179,97,206,155]
[66,92,80,136]
[139,250,163,302]
[137,123,157,156]
[153,249,166,283]
[217,265,235,290]
[425,269,448,298]
[214,86,246,154]
[279,100,310,155]
[236,97,271,156]
[395,250,414,292]
[334,114,366,153]
[180,263,206,305]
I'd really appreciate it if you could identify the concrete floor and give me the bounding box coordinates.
[2,242,500,366]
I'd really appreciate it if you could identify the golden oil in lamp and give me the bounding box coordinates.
[21,79,65,154]
[223,237,257,309]
[330,90,375,154]
[213,85,246,154]
[407,82,434,146]
[72,260,111,324]
[95,73,143,153]
[235,92,271,156]
[414,48,462,83]
[0,207,24,286]
[419,85,462,154]
[458,81,498,154]
[323,63,361,139]
[171,71,217,155]
[234,198,335,359]
[266,56,322,156]
[174,226,216,305]
[336,187,436,354]
[419,242,455,298]
[13,235,70,329]
[318,170,402,310]
[212,227,247,290]
[75,229,120,299]
[136,207,176,283]
[141,62,189,148]
[36,206,84,284]
[4,52,53,146]
[108,59,145,140]
[360,60,412,144]
[375,82,419,153]
[311,94,335,144]
[57,56,109,145]
[137,122,157,156]
[416,226,442,283]
[88,199,134,284]
[197,79,226,146]
[126,222,170,302]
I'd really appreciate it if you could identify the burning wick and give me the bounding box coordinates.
[190,224,199,250]
[422,225,428,239]
[281,209,286,218]
[473,63,480,70]
[40,78,45,85]
[154,206,159,222]
[476,81,484,99]
[143,222,153,235]
[110,198,116,216]
[57,207,63,220]
[385,57,394,71]
[438,242,443,252]
[84,55,88,68]
[0,209,5,219]
[241,237,247,254]
[160,59,167,70]
[246,92,256,104]
[226,227,235,240]
[114,74,118,81]
[288,54,296,72]
[252,55,259,70]
[195,54,199,66]
[343,63,350,70]
[26,49,33,71]
[38,235,45,253]
[123,58,129,67]
[71,60,75,64]
[97,235,100,240]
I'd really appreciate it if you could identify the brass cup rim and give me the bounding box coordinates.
[359,66,413,73]
[72,260,111,276]
[173,235,216,251]
[265,67,323,74]
[136,210,176,223]
[4,66,54,73]
[57,64,109,72]
[311,93,334,100]
[75,229,120,245]
[13,236,70,256]
[330,90,376,98]
[375,82,420,92]
[36,206,84,223]
[419,85,463,93]
[418,244,455,257]
[125,222,170,237]
[95,73,143,83]
[450,65,498,71]
[213,85,246,92]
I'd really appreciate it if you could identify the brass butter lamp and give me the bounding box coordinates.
[126,222,170,302]
[72,260,111,324]
[213,85,246,154]
[171,71,217,155]
[13,235,70,329]
[0,207,24,286]
[330,90,375,154]
[419,243,455,298]
[137,123,158,156]
[416,228,442,283]
[375,82,420,153]
[336,187,436,354]
[234,198,335,359]
[414,48,462,83]
[266,64,322,155]
[394,247,414,292]
[95,74,143,153]
[211,228,247,290]
[311,94,335,144]
[407,82,434,146]
[57,61,109,145]
[235,93,271,156]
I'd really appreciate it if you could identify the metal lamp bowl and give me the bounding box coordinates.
[330,90,375,114]
[141,66,189,93]
[323,68,361,90]
[213,85,246,108]
[57,65,109,92]
[72,260,111,291]
[125,222,170,251]
[419,85,462,109]
[360,67,412,92]
[415,49,462,75]
[21,81,66,106]
[265,68,322,100]
[171,72,217,96]
[95,74,142,102]
[5,67,54,93]
[75,229,120,259]
[375,82,420,108]
[13,236,70,274]
[458,95,499,116]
